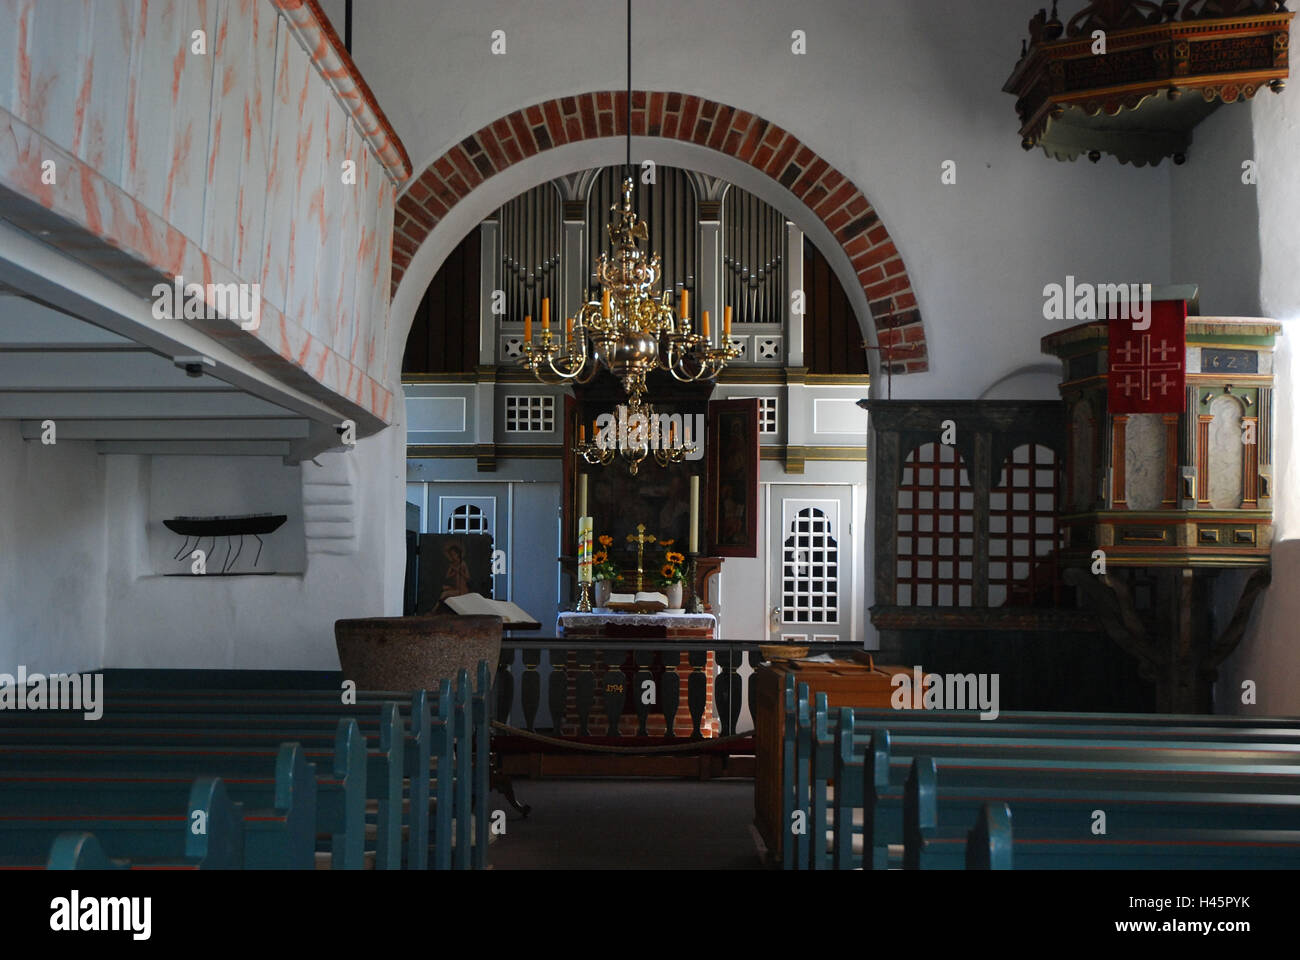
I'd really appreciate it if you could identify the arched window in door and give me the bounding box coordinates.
[782,507,840,624]
[445,503,491,535]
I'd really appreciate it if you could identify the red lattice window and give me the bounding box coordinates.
[989,443,1062,607]
[896,443,974,606]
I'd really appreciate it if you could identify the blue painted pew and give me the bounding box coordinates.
[965,804,1012,870]
[0,718,369,870]
[0,742,316,868]
[5,701,406,870]
[92,685,449,869]
[825,725,1300,869]
[843,727,1300,870]
[780,672,1300,869]
[100,661,493,869]
[961,800,1300,869]
[47,833,128,870]
[905,755,1300,869]
[785,678,1300,869]
[0,777,244,869]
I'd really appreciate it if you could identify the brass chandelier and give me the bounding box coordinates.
[517,0,739,405]
[573,397,697,475]
[519,178,739,404]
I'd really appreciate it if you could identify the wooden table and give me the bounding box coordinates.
[752,654,911,862]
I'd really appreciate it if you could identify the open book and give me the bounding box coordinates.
[442,592,540,626]
[607,591,669,608]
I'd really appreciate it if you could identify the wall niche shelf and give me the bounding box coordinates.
[164,513,287,575]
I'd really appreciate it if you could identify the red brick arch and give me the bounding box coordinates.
[390,91,928,373]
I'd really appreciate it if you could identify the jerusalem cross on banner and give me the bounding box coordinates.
[1107,299,1186,414]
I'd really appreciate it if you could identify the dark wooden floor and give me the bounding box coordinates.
[487,779,766,869]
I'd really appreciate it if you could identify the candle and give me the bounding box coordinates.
[542,298,550,332]
[669,420,677,447]
[601,289,611,318]
[689,476,700,554]
[701,309,711,339]
[679,288,689,320]
[566,316,574,340]
[578,474,588,518]
[724,305,733,337]
[579,423,586,443]
[578,516,593,583]
[524,315,532,342]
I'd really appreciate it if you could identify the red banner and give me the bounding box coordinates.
[1108,299,1186,414]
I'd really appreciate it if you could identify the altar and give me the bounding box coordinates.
[557,611,717,640]
[552,610,721,737]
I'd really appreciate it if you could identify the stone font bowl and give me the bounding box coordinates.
[334,614,503,692]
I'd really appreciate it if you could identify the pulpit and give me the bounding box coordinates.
[1041,310,1281,711]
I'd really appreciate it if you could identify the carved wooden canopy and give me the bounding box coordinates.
[1004,1,1294,165]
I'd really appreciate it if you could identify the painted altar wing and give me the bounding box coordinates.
[1108,299,1187,414]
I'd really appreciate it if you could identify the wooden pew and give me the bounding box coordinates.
[0,742,316,868]
[778,675,1300,870]
[47,832,127,870]
[88,684,449,869]
[962,800,1300,869]
[841,725,1300,870]
[0,777,244,869]
[905,755,1300,869]
[0,718,369,870]
[89,661,493,869]
[965,804,1012,870]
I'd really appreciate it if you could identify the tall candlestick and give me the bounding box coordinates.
[578,474,588,518]
[689,475,700,554]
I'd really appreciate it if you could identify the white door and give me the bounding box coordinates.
[767,485,853,645]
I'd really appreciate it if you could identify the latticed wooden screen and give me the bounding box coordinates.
[988,443,1063,607]
[895,442,974,606]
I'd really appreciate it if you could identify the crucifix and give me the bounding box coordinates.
[626,523,657,593]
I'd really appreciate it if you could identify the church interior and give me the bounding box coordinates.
[2,0,1300,906]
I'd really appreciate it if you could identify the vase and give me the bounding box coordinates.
[594,580,613,608]
[665,582,683,610]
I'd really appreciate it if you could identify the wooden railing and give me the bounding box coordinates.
[495,639,861,743]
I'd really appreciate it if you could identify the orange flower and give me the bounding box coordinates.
[661,563,675,578]
[659,538,675,547]
[594,550,608,563]
[666,551,685,564]
[598,535,613,547]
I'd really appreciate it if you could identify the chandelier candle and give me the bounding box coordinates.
[578,473,588,518]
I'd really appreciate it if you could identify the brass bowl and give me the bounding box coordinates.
[760,643,810,661]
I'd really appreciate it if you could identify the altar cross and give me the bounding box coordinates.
[626,523,657,593]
